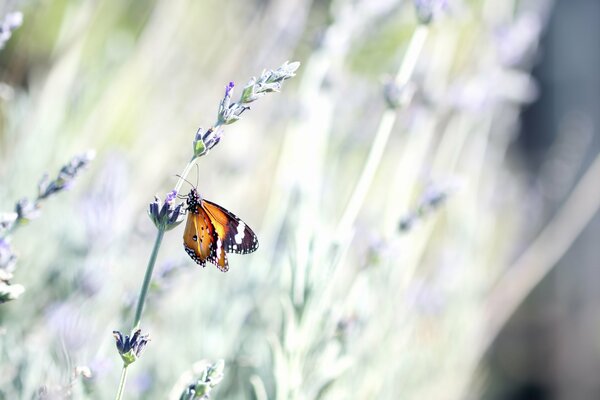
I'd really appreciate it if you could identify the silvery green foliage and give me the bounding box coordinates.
[239,61,301,104]
[176,360,224,400]
[148,190,184,231]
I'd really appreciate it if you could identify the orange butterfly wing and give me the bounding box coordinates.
[201,199,259,255]
[183,206,216,268]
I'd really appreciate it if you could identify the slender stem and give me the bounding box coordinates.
[483,150,600,354]
[114,157,191,399]
[174,156,198,194]
[335,25,429,238]
[115,228,164,398]
[132,228,165,328]
[115,364,128,400]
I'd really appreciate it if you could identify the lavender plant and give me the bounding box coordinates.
[112,61,299,400]
[0,152,94,304]
[0,0,564,398]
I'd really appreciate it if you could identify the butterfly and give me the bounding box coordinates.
[183,188,258,272]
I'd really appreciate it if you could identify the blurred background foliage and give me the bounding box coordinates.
[1,0,597,399]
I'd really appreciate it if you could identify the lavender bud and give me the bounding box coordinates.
[0,212,17,233]
[383,81,417,109]
[148,190,184,231]
[217,82,236,125]
[193,128,208,157]
[113,329,150,366]
[413,0,448,24]
[178,360,225,400]
[15,198,40,223]
[0,237,17,272]
[0,281,25,303]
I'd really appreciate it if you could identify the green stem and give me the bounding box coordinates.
[115,228,164,398]
[335,24,429,239]
[133,228,165,329]
[115,364,128,400]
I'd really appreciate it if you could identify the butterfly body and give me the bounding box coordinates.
[183,188,258,272]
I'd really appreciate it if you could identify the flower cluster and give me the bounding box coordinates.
[413,0,449,24]
[0,11,23,49]
[399,184,453,232]
[177,360,225,400]
[112,329,150,367]
[148,190,184,231]
[383,80,417,109]
[192,61,300,158]
[192,127,222,159]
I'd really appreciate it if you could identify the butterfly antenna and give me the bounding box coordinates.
[175,174,195,189]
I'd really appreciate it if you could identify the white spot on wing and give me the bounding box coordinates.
[216,238,222,255]
[234,221,245,244]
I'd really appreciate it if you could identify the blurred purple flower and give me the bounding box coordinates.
[0,212,17,233]
[0,237,17,273]
[413,0,448,24]
[45,302,91,351]
[494,13,543,68]
[80,153,129,247]
[0,12,22,49]
[38,151,95,201]
[14,197,40,223]
[88,357,112,381]
[130,371,153,396]
[405,279,445,315]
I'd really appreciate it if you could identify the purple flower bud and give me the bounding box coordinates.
[165,190,177,204]
[0,237,17,272]
[148,191,184,231]
[113,329,150,366]
[225,81,234,98]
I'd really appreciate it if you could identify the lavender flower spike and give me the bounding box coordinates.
[217,60,300,126]
[38,150,96,201]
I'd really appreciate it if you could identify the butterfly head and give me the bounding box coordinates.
[186,188,202,212]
